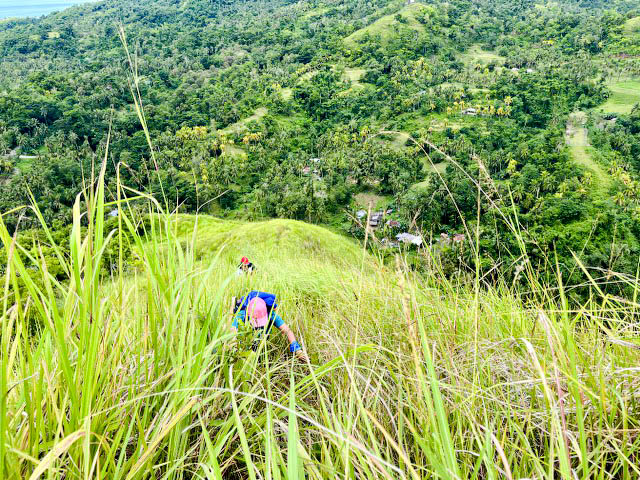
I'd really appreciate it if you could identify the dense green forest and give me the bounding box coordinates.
[1,0,640,295]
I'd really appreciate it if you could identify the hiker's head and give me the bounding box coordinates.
[241,256,250,265]
[246,297,268,328]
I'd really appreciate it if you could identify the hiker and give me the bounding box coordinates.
[237,256,256,275]
[230,291,307,361]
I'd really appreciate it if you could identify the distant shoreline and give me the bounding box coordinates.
[0,1,99,20]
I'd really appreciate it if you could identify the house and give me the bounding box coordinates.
[396,232,423,246]
[462,108,477,116]
[369,212,384,227]
[386,220,400,228]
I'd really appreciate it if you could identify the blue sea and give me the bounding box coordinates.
[0,0,98,19]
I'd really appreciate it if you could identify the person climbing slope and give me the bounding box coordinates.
[230,291,307,361]
[236,256,256,275]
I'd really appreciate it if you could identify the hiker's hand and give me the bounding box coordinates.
[294,349,308,362]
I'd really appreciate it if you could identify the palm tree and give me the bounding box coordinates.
[512,183,525,201]
[540,170,553,192]
[613,191,626,207]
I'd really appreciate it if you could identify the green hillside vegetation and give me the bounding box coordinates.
[2,178,640,479]
[1,0,639,291]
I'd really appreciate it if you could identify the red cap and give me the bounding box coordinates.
[241,257,249,265]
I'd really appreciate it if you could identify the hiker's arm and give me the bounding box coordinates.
[277,321,307,359]
[278,323,297,344]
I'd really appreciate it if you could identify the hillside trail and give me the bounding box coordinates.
[565,111,611,198]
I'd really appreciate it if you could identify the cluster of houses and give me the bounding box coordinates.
[355,208,466,249]
[301,157,322,179]
[510,67,535,74]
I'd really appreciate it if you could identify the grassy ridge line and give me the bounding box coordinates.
[2,177,640,477]
[344,2,430,45]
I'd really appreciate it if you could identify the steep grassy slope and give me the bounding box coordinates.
[3,180,640,478]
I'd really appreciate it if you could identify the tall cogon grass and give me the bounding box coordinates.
[1,27,640,480]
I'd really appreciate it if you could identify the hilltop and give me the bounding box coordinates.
[1,0,639,293]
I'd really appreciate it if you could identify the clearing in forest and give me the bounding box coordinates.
[597,81,640,115]
[343,67,366,87]
[623,16,640,35]
[387,130,450,175]
[565,111,611,197]
[460,44,505,66]
[355,192,391,210]
[220,107,268,135]
[344,2,429,45]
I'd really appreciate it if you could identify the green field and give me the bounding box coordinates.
[354,191,391,209]
[597,81,640,115]
[280,87,293,100]
[566,112,612,198]
[343,67,366,87]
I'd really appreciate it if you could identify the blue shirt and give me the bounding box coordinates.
[232,309,284,332]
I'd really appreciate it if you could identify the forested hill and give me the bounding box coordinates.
[1,0,640,295]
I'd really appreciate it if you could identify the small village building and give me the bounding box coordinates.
[396,232,423,246]
[369,212,384,227]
